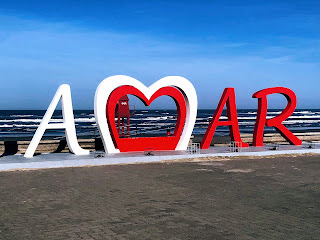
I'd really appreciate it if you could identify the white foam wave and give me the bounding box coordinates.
[74,118,96,123]
[240,115,320,120]
[238,121,256,126]
[0,117,96,123]
[283,120,320,125]
[196,118,209,121]
[238,117,257,120]
[288,115,320,119]
[295,111,314,115]
[267,111,283,115]
[10,115,34,117]
[246,111,316,115]
[0,119,49,123]
[139,123,173,128]
[0,124,14,128]
[140,116,170,121]
[195,118,320,126]
[15,124,39,128]
[195,122,209,125]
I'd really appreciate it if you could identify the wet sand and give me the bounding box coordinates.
[0,154,319,239]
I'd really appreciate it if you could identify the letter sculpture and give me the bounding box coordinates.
[201,88,249,149]
[252,87,302,146]
[94,75,198,153]
[24,85,89,158]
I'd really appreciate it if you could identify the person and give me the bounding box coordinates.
[166,128,171,136]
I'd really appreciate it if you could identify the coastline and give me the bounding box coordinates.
[1,132,320,156]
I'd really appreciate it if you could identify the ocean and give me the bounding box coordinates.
[0,109,320,141]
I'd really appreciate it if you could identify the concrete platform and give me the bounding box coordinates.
[1,142,320,171]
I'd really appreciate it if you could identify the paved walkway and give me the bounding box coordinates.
[0,154,319,239]
[0,143,320,171]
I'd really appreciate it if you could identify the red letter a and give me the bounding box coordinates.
[252,87,302,146]
[200,88,249,149]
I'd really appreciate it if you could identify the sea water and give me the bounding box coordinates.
[0,109,320,141]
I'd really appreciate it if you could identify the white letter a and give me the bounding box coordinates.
[24,84,90,158]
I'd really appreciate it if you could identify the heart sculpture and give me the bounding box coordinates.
[107,85,186,152]
[94,75,198,153]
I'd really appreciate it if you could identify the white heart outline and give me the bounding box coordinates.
[94,75,198,153]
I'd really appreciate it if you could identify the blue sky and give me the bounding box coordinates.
[0,0,319,109]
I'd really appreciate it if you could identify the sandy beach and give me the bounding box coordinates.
[0,154,319,239]
[2,131,320,156]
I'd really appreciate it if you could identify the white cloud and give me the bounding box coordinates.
[0,15,319,109]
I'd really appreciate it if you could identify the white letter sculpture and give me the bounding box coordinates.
[94,75,198,153]
[24,84,90,158]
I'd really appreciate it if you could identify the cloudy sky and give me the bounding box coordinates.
[0,0,319,109]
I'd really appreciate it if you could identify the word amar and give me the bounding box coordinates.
[24,75,301,158]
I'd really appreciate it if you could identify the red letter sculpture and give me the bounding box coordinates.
[252,87,302,146]
[201,88,249,149]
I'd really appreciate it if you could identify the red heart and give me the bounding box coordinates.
[106,85,186,152]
